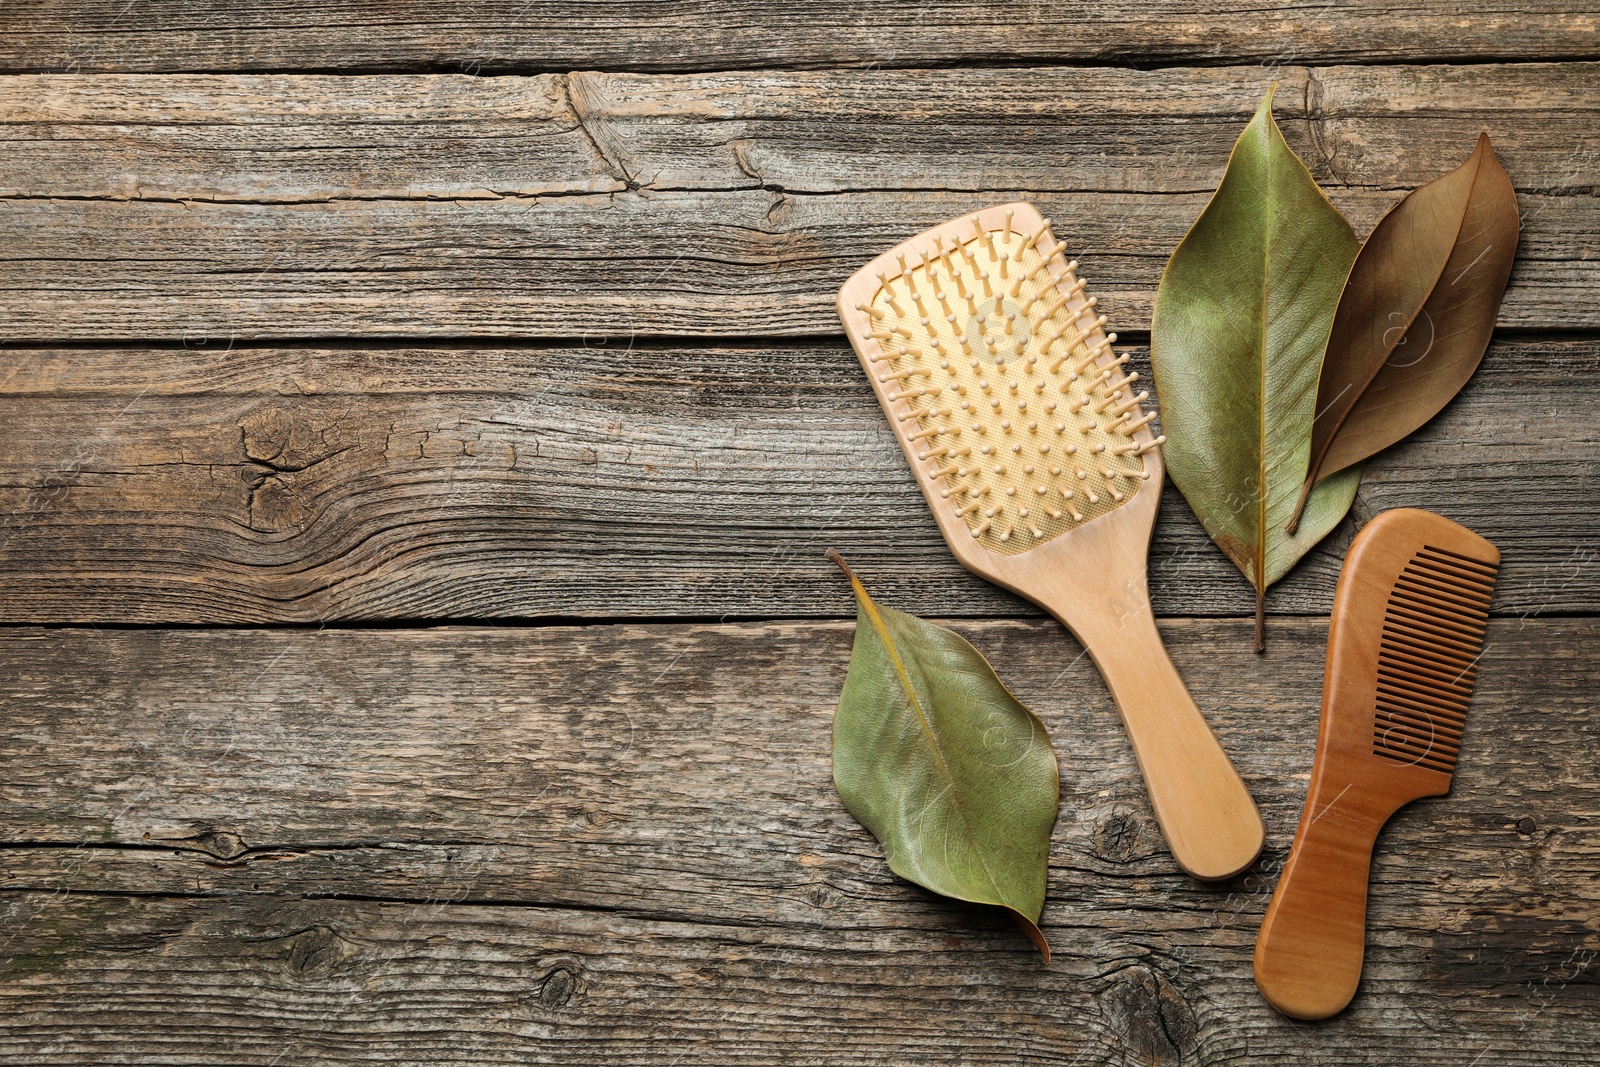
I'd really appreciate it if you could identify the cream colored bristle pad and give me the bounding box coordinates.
[861,210,1164,554]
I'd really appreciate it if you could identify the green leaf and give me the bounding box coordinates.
[1286,133,1519,532]
[827,551,1059,960]
[1149,86,1363,650]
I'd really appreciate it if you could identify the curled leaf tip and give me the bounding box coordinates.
[1011,911,1052,963]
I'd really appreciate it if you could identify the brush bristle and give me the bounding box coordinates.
[1372,545,1499,774]
[865,211,1159,553]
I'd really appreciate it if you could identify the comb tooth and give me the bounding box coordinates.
[1418,544,1500,577]
[1400,560,1496,600]
[1385,608,1488,654]
[1380,634,1480,679]
[1375,709,1465,747]
[1381,655,1479,693]
[1377,693,1468,723]
[1381,627,1481,669]
[1377,650,1477,693]
[1383,597,1487,636]
[1376,694,1469,730]
[1380,630,1481,673]
[1376,659,1472,700]
[1386,592,1488,631]
[1372,735,1458,773]
[1379,651,1479,695]
[1408,570,1497,605]
[1375,722,1463,759]
[1392,574,1491,612]
[1376,680,1470,723]
[1370,546,1498,771]
[1375,714,1466,751]
[1412,555,1497,590]
[1383,606,1487,651]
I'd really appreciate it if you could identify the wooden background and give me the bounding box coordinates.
[1,4,1597,1063]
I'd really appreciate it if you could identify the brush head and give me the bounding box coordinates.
[1324,508,1501,792]
[839,203,1163,557]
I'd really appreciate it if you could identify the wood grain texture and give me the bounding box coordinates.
[1,32,1596,1063]
[2,1,1597,73]
[0,66,1596,339]
[1,618,1595,1063]
[0,337,1593,625]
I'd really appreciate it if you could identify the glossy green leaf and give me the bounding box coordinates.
[1149,87,1363,649]
[1287,133,1519,532]
[828,551,1058,960]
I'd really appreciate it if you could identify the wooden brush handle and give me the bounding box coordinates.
[1085,608,1264,881]
[1253,783,1393,1019]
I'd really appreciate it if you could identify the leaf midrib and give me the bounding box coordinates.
[1257,118,1272,590]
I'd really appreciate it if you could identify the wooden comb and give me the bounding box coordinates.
[837,202,1263,881]
[1254,508,1501,1019]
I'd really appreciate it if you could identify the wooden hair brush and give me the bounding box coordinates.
[1254,508,1500,1019]
[837,202,1263,881]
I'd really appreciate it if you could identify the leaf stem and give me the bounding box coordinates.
[1285,475,1314,535]
[825,547,858,584]
[1254,585,1266,653]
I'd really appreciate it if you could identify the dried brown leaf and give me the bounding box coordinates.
[1288,134,1519,532]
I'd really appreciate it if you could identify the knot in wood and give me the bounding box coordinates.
[1096,963,1197,1067]
[285,925,352,982]
[1091,808,1159,866]
[198,830,247,860]
[537,965,580,1009]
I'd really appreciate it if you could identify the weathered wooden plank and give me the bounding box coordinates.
[0,892,1594,1066]
[0,66,1595,339]
[0,186,1590,339]
[2,1,1597,73]
[0,338,1593,624]
[6,66,1595,199]
[0,74,619,201]
[557,63,1600,196]
[1,619,1595,1064]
